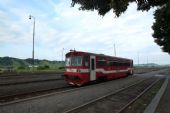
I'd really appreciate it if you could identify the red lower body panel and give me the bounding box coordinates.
[64,72,89,86]
[64,68,131,86]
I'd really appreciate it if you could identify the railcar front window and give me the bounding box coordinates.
[66,58,71,66]
[71,56,82,66]
[65,56,82,66]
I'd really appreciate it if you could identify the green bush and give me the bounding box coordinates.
[18,66,26,70]
[37,65,50,70]
[0,68,2,73]
[58,66,65,70]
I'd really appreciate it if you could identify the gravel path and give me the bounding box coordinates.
[0,75,148,113]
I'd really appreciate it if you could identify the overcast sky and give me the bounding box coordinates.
[0,0,170,65]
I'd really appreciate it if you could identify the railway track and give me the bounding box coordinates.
[0,75,159,113]
[0,85,73,103]
[0,78,115,103]
[0,78,63,86]
[0,74,63,85]
[0,79,68,103]
[0,72,64,77]
[0,76,142,105]
[0,77,131,104]
[64,76,162,113]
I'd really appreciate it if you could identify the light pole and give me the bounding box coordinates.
[114,43,116,56]
[29,15,35,72]
[137,52,139,66]
[62,48,64,61]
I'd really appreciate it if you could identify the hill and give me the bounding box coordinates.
[134,63,160,67]
[0,57,65,70]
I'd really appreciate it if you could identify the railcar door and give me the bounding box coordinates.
[90,55,96,81]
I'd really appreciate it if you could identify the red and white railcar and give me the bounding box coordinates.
[64,51,133,86]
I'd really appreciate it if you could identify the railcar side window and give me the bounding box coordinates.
[114,62,118,66]
[84,56,89,66]
[108,61,114,66]
[97,60,107,66]
[107,61,120,66]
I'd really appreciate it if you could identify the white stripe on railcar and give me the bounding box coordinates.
[66,68,132,73]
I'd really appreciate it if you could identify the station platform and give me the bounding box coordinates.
[144,77,170,113]
[155,77,170,113]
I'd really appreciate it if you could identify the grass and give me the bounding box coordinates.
[18,69,65,73]
[0,68,65,76]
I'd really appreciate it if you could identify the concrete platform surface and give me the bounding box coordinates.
[155,78,170,113]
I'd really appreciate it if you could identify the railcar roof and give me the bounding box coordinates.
[66,51,132,61]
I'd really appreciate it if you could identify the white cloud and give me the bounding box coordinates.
[0,0,170,64]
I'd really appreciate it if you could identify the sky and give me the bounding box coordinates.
[0,0,170,65]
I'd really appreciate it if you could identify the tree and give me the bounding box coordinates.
[152,2,170,53]
[18,66,26,70]
[71,0,170,54]
[71,0,168,16]
[37,65,50,70]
